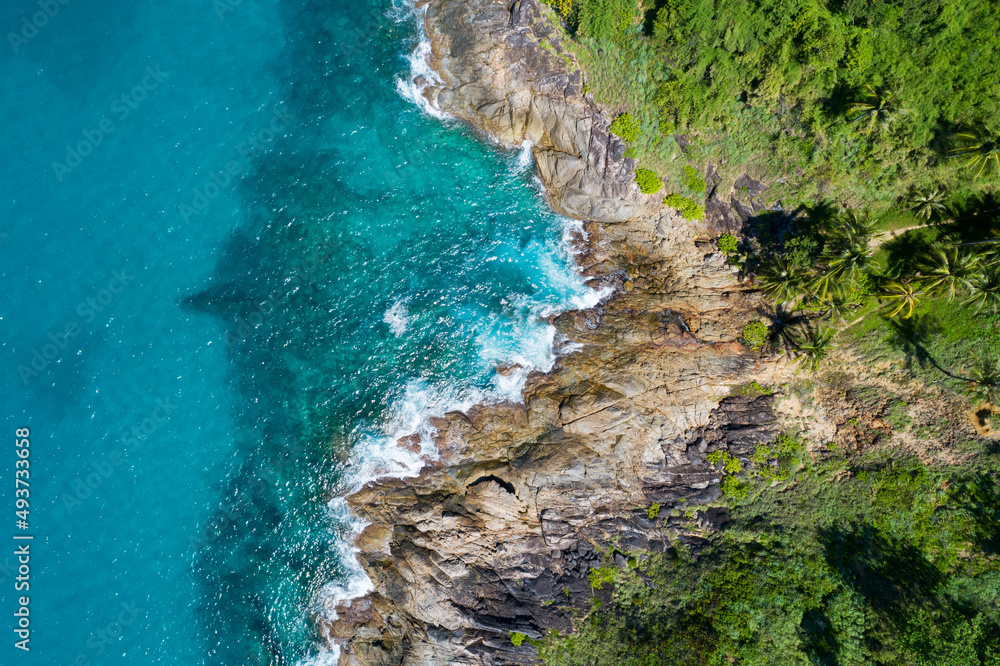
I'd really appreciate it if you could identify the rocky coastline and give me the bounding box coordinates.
[325,1,789,663]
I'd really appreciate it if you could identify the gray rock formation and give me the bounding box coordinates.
[324,1,790,663]
[422,0,661,223]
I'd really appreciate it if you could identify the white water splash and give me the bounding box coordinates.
[298,7,615,664]
[393,4,449,120]
[382,299,410,336]
[299,219,613,664]
[511,139,534,173]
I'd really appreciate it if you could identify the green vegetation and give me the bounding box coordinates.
[550,0,1000,207]
[535,4,1000,664]
[511,631,527,647]
[950,124,1000,180]
[609,112,640,144]
[716,232,738,256]
[540,441,1000,665]
[734,380,769,398]
[634,168,661,194]
[741,320,769,351]
[662,193,704,220]
[588,564,617,590]
[576,0,634,42]
[647,502,661,520]
[548,0,574,20]
[681,165,706,195]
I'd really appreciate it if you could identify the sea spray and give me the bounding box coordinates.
[392,0,449,120]
[297,43,614,666]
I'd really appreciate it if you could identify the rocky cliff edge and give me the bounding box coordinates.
[325,1,788,663]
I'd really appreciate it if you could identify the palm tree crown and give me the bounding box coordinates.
[847,86,902,136]
[967,354,1000,406]
[880,280,922,319]
[948,123,1000,179]
[916,245,982,300]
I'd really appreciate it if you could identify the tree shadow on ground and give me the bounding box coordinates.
[819,523,943,626]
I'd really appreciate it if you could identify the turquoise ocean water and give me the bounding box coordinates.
[0,0,599,664]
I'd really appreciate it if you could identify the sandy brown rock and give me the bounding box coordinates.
[328,1,792,663]
[421,0,661,223]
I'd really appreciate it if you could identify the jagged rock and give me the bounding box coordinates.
[328,1,795,664]
[422,0,660,223]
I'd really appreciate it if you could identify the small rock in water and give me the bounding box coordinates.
[396,433,422,454]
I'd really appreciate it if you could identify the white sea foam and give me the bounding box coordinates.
[511,139,534,173]
[295,648,342,666]
[299,227,613,666]
[298,5,616,661]
[393,4,449,120]
[299,218,612,647]
[383,299,410,336]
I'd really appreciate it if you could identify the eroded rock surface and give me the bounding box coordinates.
[422,0,660,223]
[327,1,789,663]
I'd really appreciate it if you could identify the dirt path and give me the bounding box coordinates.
[866,224,926,250]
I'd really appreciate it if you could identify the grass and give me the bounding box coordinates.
[873,209,922,233]
[540,438,1000,666]
[848,296,1000,389]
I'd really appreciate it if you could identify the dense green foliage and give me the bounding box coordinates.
[681,165,706,195]
[610,112,641,143]
[716,232,738,256]
[741,320,769,350]
[540,444,1000,665]
[733,195,1000,403]
[575,0,633,42]
[537,5,1000,664]
[533,4,1000,663]
[552,0,1000,206]
[662,193,703,219]
[634,168,662,193]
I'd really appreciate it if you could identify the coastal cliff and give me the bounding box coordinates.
[326,0,788,662]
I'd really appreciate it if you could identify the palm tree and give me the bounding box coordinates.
[790,325,838,372]
[904,187,948,222]
[847,86,901,136]
[818,212,877,288]
[965,262,1000,313]
[879,280,922,319]
[948,123,1000,179]
[967,354,1000,406]
[756,257,811,308]
[758,304,807,351]
[916,245,982,300]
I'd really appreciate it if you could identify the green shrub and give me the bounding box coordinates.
[772,433,802,458]
[721,475,750,500]
[735,380,768,397]
[588,565,617,589]
[742,320,769,350]
[707,449,742,475]
[717,232,738,255]
[510,631,526,646]
[609,112,640,143]
[546,0,574,20]
[634,168,662,194]
[576,0,634,42]
[663,193,705,220]
[647,502,661,519]
[682,165,707,194]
